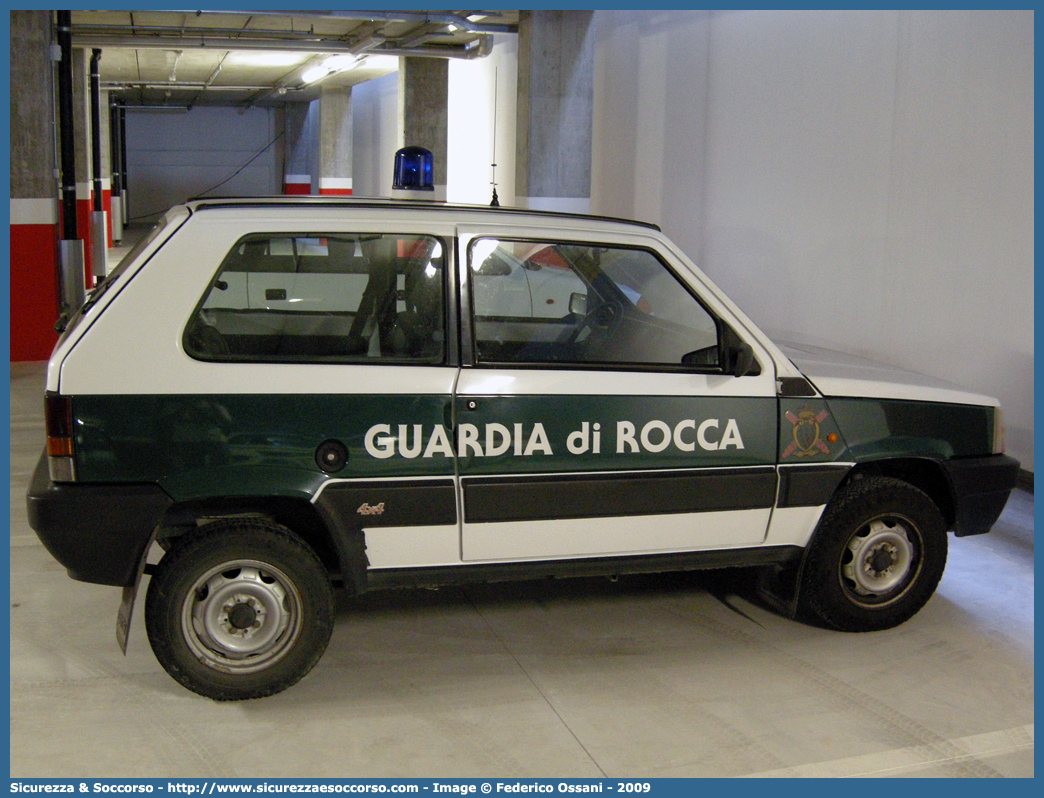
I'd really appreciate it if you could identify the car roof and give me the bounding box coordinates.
[183,196,662,233]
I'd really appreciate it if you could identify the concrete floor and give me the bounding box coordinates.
[9,361,1034,778]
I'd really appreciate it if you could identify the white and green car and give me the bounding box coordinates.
[27,198,1020,700]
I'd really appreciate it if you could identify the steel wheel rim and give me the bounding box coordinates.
[840,515,922,607]
[181,559,303,674]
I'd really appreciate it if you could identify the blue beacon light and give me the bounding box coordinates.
[392,146,434,191]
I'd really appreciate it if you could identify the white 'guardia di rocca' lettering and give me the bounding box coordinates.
[616,418,744,452]
[363,419,743,459]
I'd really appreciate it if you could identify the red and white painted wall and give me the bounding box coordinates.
[10,198,60,361]
[283,174,311,195]
[319,177,352,196]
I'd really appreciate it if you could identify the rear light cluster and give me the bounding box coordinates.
[45,392,76,482]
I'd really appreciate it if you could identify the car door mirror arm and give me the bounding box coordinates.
[721,324,759,377]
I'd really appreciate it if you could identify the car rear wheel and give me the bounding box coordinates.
[145,518,334,700]
[799,476,948,632]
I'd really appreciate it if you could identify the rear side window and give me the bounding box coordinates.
[184,233,446,364]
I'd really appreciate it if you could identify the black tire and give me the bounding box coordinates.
[145,518,335,700]
[799,476,948,632]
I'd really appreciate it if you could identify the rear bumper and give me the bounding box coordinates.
[942,454,1021,536]
[25,451,172,586]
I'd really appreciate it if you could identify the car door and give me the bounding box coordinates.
[455,225,780,562]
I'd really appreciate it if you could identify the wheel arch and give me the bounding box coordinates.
[758,458,954,618]
[157,495,365,593]
[837,458,955,530]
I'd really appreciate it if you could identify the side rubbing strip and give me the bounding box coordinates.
[463,467,777,524]
[777,465,850,508]
[316,479,457,528]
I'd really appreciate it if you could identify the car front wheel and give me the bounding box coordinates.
[799,476,948,632]
[145,518,334,700]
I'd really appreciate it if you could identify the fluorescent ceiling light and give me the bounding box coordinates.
[301,65,331,84]
[362,55,399,73]
[323,55,359,72]
[227,51,305,68]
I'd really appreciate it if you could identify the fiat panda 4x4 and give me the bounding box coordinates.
[27,198,1020,700]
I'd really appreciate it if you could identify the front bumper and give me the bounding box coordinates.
[942,454,1021,536]
[25,451,173,586]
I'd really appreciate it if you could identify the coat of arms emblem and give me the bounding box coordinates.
[783,405,831,458]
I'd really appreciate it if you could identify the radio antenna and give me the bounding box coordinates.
[490,66,500,206]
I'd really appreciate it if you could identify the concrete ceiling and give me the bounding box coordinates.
[70,9,519,108]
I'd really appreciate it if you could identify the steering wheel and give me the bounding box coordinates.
[562,299,623,359]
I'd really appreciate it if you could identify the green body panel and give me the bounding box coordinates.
[825,398,994,462]
[72,391,994,505]
[73,394,454,501]
[73,392,779,498]
[456,395,778,476]
[778,398,852,463]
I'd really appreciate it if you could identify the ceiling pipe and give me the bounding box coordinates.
[104,82,274,91]
[167,49,183,82]
[72,33,490,59]
[188,54,229,110]
[73,23,348,39]
[166,9,518,34]
[349,34,386,55]
[74,35,359,52]
[122,105,190,112]
[331,10,517,34]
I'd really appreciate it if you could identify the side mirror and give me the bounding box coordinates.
[721,325,758,377]
[730,343,756,377]
[568,292,587,316]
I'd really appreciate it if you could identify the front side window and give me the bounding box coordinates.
[185,233,445,363]
[468,239,721,369]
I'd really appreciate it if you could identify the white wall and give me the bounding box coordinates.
[125,106,282,220]
[592,10,1034,470]
[351,71,400,198]
[448,35,518,206]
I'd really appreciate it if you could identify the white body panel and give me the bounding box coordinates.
[763,505,828,548]
[462,508,773,562]
[364,525,461,569]
[457,367,774,399]
[781,342,1000,407]
[56,208,460,396]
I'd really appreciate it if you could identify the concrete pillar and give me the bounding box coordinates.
[318,87,353,196]
[398,57,448,200]
[10,10,60,361]
[515,10,595,213]
[99,88,113,247]
[71,47,96,284]
[283,101,317,194]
